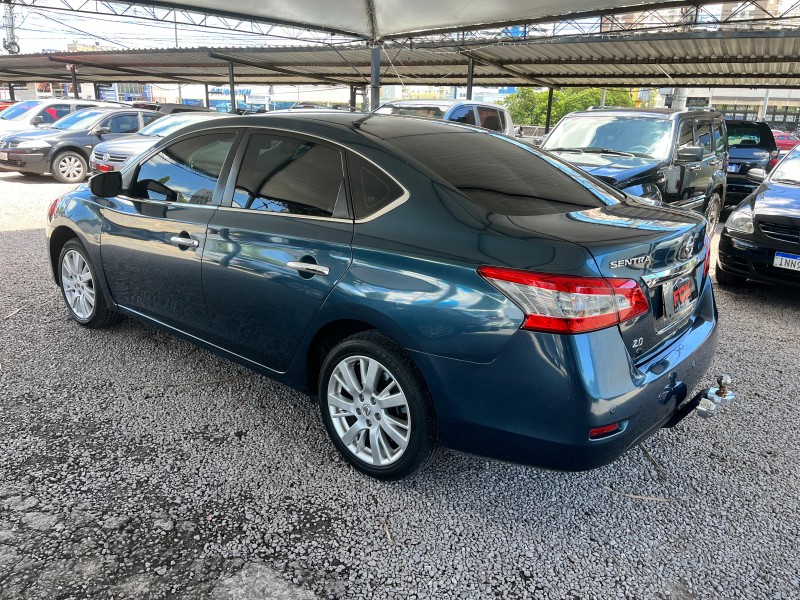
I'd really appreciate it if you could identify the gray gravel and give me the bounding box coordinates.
[1,169,799,599]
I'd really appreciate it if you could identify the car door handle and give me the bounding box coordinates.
[169,235,199,248]
[688,165,702,171]
[708,160,720,166]
[287,261,330,276]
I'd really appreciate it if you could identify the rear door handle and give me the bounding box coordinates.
[287,261,330,276]
[708,160,720,166]
[688,165,702,172]
[169,235,199,248]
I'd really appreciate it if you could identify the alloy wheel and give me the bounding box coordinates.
[705,194,721,233]
[58,155,85,182]
[61,249,95,320]
[326,355,411,467]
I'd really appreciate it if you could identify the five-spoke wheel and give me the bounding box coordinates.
[58,239,120,328]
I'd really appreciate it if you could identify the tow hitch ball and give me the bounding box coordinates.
[696,374,736,418]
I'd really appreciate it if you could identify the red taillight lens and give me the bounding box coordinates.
[589,423,620,439]
[769,150,780,169]
[478,266,649,334]
[48,197,59,221]
[702,234,711,279]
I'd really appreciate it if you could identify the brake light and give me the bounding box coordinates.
[48,197,59,221]
[769,150,780,169]
[478,266,649,334]
[703,234,711,278]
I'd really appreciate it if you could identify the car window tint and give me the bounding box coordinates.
[449,105,476,125]
[713,122,726,153]
[131,132,235,204]
[477,107,503,132]
[696,123,713,155]
[348,153,404,220]
[726,123,776,149]
[40,104,71,123]
[106,114,139,134]
[678,122,694,148]
[232,133,344,217]
[390,131,608,215]
[142,113,161,126]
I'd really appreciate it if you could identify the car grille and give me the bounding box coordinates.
[92,151,128,163]
[0,140,20,149]
[758,221,800,244]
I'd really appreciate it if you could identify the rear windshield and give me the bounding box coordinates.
[727,123,775,149]
[375,104,446,119]
[0,100,40,121]
[387,129,616,215]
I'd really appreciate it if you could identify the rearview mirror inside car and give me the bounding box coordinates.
[89,171,122,197]
[746,168,767,183]
[676,146,704,162]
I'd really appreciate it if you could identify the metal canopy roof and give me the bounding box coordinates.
[2,28,800,89]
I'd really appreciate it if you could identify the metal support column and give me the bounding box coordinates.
[349,85,357,111]
[600,88,607,107]
[70,65,79,99]
[544,88,554,133]
[370,44,380,111]
[8,83,15,102]
[228,62,237,113]
[466,57,474,100]
[204,84,210,108]
[760,89,771,121]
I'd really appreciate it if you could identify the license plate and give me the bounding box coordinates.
[726,164,739,173]
[0,152,7,161]
[662,276,696,320]
[774,252,800,272]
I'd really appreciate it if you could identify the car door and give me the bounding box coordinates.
[97,112,143,143]
[99,129,241,334]
[202,129,354,372]
[668,119,705,208]
[694,119,718,198]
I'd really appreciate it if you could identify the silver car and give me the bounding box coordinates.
[90,111,236,173]
[374,100,516,137]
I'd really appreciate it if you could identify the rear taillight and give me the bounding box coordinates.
[769,150,780,169]
[478,266,649,334]
[703,234,711,279]
[48,197,58,222]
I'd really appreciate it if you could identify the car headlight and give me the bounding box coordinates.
[725,203,754,234]
[622,182,663,205]
[16,140,52,149]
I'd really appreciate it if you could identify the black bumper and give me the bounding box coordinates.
[718,231,800,287]
[0,152,49,175]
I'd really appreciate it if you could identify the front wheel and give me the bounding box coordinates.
[58,239,120,328]
[704,192,722,234]
[318,331,439,480]
[51,151,88,184]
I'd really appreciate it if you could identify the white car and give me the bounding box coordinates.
[0,99,126,134]
[374,100,516,137]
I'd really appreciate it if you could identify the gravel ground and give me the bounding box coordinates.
[1,170,799,600]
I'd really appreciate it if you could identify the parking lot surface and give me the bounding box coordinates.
[1,171,799,599]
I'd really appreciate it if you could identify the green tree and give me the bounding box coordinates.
[503,88,635,126]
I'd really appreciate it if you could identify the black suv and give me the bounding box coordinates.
[542,108,728,231]
[724,120,779,206]
[0,107,161,182]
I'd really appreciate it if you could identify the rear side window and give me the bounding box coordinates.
[713,122,726,153]
[232,133,345,218]
[449,105,476,125]
[477,107,503,132]
[389,131,609,215]
[727,123,776,149]
[131,132,235,204]
[347,153,405,220]
[142,112,161,126]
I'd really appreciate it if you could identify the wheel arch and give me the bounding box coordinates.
[49,145,91,170]
[48,225,80,285]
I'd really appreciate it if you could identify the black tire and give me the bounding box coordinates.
[51,150,88,184]
[58,239,120,328]
[715,263,747,286]
[704,192,722,235]
[318,331,439,480]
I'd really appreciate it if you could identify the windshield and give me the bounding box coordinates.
[137,114,213,137]
[375,104,446,119]
[770,150,800,184]
[51,109,106,130]
[0,100,41,121]
[727,123,775,149]
[543,116,673,159]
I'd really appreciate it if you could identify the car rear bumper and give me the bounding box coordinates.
[410,278,718,471]
[718,230,800,287]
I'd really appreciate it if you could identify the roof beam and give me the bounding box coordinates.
[463,51,552,87]
[207,51,354,86]
[46,55,207,85]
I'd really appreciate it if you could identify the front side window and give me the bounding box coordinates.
[130,132,235,204]
[713,122,726,153]
[105,113,140,134]
[232,133,345,218]
[39,104,72,124]
[448,105,476,125]
[477,107,503,132]
[142,112,161,126]
[678,122,694,148]
[696,123,713,155]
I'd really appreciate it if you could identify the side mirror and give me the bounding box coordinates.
[92,126,111,136]
[30,115,44,126]
[676,146,704,162]
[89,171,122,197]
[746,168,767,183]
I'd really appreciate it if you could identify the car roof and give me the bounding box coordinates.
[565,107,721,120]
[379,99,502,108]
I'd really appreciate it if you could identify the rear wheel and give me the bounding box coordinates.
[704,192,722,234]
[318,331,439,480]
[715,263,747,286]
[58,239,120,327]
[52,151,87,184]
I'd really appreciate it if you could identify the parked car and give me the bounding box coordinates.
[91,111,236,173]
[0,107,160,182]
[0,100,15,111]
[47,113,719,480]
[725,120,779,205]
[542,108,728,232]
[374,100,516,136]
[131,102,214,114]
[772,130,799,153]
[0,98,124,134]
[717,147,800,287]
